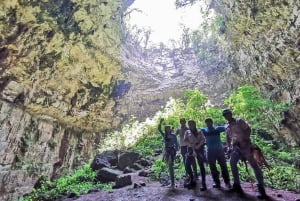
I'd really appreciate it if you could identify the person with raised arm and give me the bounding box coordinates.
[158,118,179,190]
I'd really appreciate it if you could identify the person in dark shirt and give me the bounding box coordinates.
[201,118,231,189]
[158,119,179,190]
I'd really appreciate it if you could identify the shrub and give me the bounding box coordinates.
[21,164,112,201]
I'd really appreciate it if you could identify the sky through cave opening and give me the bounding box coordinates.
[125,0,214,47]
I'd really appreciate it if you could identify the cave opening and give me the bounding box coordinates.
[118,0,229,121]
[124,0,207,47]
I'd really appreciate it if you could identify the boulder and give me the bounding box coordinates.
[138,169,153,177]
[95,168,123,182]
[136,158,152,167]
[117,151,140,170]
[91,150,118,171]
[123,167,135,174]
[101,150,119,166]
[91,157,110,171]
[130,163,144,171]
[133,182,146,189]
[113,174,132,189]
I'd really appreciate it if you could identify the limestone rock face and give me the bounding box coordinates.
[219,0,300,144]
[0,100,99,201]
[115,44,232,120]
[0,0,124,131]
[0,0,125,200]
[280,99,300,145]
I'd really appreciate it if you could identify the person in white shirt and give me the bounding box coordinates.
[184,119,207,191]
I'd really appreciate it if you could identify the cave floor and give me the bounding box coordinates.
[61,172,299,201]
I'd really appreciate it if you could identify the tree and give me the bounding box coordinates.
[175,0,200,8]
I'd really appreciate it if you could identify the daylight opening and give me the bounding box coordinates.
[125,0,216,47]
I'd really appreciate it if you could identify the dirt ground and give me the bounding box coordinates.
[62,173,300,201]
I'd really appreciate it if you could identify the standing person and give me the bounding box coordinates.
[222,109,268,199]
[175,119,188,173]
[185,119,207,191]
[201,118,231,189]
[158,119,179,190]
[175,118,193,177]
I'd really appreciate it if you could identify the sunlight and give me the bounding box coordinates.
[127,0,206,46]
[98,98,178,151]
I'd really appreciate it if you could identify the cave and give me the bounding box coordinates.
[0,0,299,200]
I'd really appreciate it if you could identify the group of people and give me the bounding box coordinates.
[158,109,268,199]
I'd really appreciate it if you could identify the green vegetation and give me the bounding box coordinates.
[21,164,112,201]
[22,85,299,200]
[224,85,291,133]
[160,89,225,128]
[134,85,299,191]
[131,133,162,156]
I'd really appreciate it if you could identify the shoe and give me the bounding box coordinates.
[228,183,244,196]
[200,183,207,191]
[213,183,221,189]
[256,184,268,199]
[184,180,196,189]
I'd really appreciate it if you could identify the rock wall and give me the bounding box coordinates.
[0,100,101,201]
[0,0,125,132]
[116,42,232,120]
[0,0,127,199]
[219,0,300,144]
